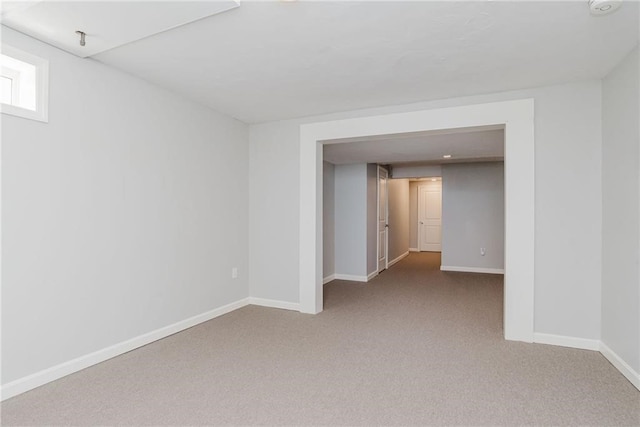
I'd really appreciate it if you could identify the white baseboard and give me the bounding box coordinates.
[533,333,600,351]
[600,342,640,391]
[322,274,335,285]
[333,272,378,282]
[0,297,251,401]
[6,300,638,402]
[333,273,369,282]
[532,335,639,391]
[440,265,505,274]
[409,248,420,252]
[1,296,303,401]
[388,251,409,268]
[249,297,300,311]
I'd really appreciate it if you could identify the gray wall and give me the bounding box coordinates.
[441,163,505,270]
[334,164,368,277]
[249,79,603,341]
[388,179,410,262]
[329,164,409,278]
[602,46,639,373]
[2,27,249,385]
[393,165,442,179]
[323,161,335,279]
[367,164,379,275]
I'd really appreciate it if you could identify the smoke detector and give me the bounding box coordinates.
[589,0,622,15]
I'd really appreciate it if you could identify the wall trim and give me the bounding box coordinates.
[300,98,535,343]
[1,298,251,401]
[600,342,640,390]
[322,274,336,285]
[388,251,409,268]
[249,297,300,311]
[4,303,639,401]
[533,333,600,351]
[409,247,420,252]
[333,273,378,282]
[333,273,369,282]
[440,265,505,275]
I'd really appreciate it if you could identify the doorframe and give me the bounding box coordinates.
[417,180,442,253]
[377,165,389,273]
[300,99,535,343]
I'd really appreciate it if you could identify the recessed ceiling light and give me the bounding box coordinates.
[443,154,452,159]
[589,0,621,15]
[431,178,437,182]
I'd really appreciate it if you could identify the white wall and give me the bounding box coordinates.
[366,164,378,275]
[334,164,368,277]
[387,179,410,262]
[322,161,335,280]
[1,27,249,385]
[249,79,602,340]
[441,163,504,271]
[601,46,640,374]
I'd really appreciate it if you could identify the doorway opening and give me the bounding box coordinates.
[417,178,442,253]
[301,99,534,342]
[377,165,389,274]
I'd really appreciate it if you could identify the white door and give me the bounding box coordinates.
[378,167,388,272]
[418,180,442,252]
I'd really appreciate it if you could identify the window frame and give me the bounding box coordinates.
[1,44,49,123]
[1,68,21,105]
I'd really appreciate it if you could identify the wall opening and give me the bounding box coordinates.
[300,99,535,342]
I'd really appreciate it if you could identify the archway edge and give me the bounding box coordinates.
[299,99,535,342]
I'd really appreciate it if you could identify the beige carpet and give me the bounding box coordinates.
[2,253,639,426]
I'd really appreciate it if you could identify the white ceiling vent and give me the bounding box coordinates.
[589,0,622,15]
[1,1,240,58]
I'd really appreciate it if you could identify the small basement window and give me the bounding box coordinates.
[1,45,48,122]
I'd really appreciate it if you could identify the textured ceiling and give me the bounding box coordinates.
[30,1,640,123]
[92,0,639,123]
[1,1,239,57]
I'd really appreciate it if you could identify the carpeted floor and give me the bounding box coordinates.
[2,253,639,426]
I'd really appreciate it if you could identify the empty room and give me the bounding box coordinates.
[1,1,639,425]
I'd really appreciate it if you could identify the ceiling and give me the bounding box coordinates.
[323,126,504,166]
[1,1,239,57]
[3,1,639,123]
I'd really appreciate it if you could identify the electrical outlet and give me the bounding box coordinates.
[231,267,238,279]
[480,248,486,256]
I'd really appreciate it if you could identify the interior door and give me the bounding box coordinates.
[418,180,442,252]
[378,167,388,272]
